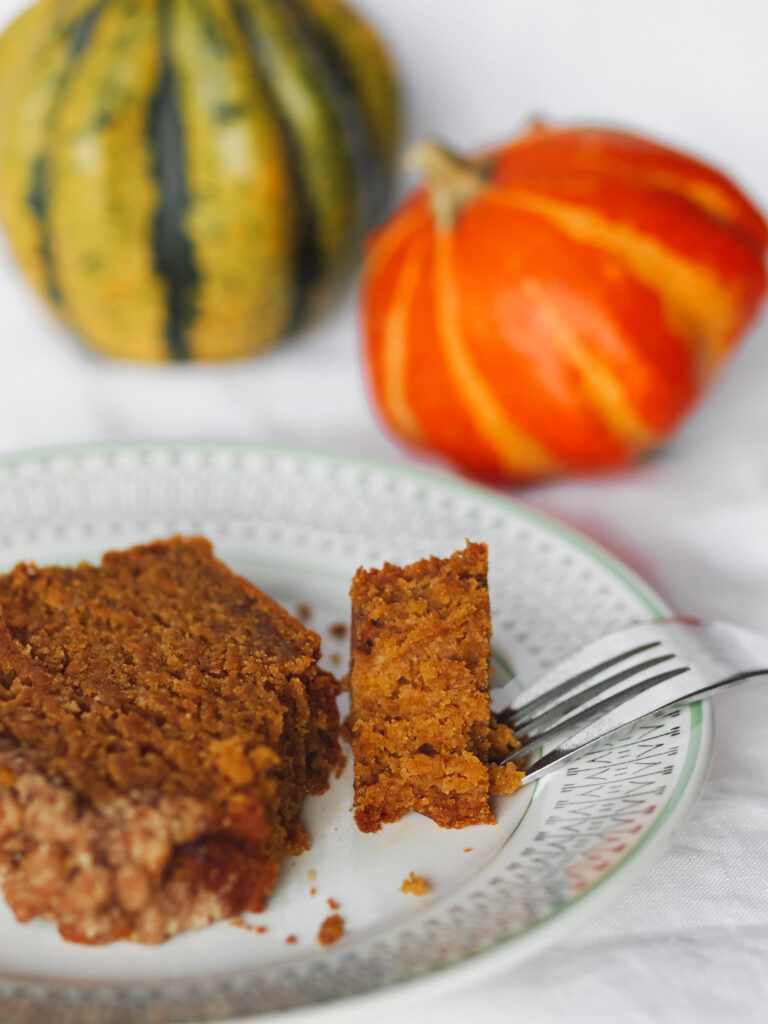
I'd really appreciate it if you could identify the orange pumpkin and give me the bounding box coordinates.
[360,125,768,481]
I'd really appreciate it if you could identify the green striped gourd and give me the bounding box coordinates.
[0,0,400,360]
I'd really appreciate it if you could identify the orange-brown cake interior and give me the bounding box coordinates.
[349,541,522,832]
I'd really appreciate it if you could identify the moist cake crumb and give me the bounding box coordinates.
[348,542,523,832]
[327,897,340,910]
[0,537,342,945]
[329,622,348,639]
[296,603,313,622]
[285,934,298,945]
[400,872,430,896]
[317,913,345,946]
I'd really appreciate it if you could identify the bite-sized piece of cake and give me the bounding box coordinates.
[0,537,341,944]
[348,542,522,833]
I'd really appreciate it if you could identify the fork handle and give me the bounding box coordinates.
[677,670,768,703]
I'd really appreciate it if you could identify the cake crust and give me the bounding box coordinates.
[349,542,522,832]
[0,537,341,944]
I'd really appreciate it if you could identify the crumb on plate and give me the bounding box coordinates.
[230,917,268,934]
[317,913,345,946]
[400,872,431,896]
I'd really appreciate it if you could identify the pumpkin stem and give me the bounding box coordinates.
[405,140,489,229]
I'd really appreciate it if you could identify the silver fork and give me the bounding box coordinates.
[495,619,768,783]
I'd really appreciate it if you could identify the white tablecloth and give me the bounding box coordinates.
[1,1,767,1021]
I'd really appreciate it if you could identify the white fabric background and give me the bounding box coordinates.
[1,1,767,1021]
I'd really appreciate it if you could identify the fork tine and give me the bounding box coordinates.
[507,665,690,770]
[499,620,768,786]
[513,653,677,736]
[496,640,663,728]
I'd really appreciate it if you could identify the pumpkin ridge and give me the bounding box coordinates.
[43,0,168,360]
[496,127,768,252]
[432,232,561,478]
[515,279,659,453]
[483,186,758,377]
[169,0,299,359]
[378,235,430,443]
[25,0,107,312]
[286,0,389,229]
[147,0,199,361]
[607,169,765,251]
[453,195,697,448]
[298,0,399,169]
[228,0,326,331]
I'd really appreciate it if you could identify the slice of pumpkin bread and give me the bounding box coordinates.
[0,537,341,944]
[349,542,522,832]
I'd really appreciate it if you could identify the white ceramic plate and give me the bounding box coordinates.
[0,442,712,1024]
